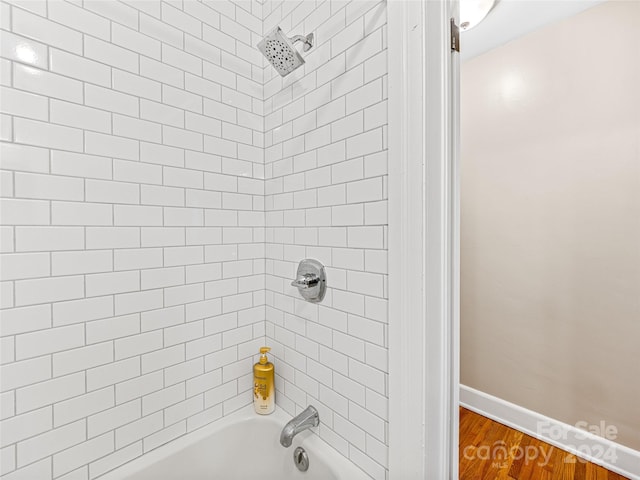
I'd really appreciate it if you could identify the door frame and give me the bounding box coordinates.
[388,0,459,478]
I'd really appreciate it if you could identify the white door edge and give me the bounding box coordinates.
[388,0,459,478]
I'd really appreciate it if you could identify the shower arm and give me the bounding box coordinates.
[288,33,314,52]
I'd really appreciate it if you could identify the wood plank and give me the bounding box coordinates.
[459,407,631,480]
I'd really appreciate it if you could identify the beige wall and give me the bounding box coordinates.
[461,0,640,450]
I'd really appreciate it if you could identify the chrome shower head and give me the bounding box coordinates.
[257,27,314,77]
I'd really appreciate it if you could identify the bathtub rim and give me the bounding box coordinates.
[98,404,372,480]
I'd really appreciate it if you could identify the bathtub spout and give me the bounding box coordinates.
[280,405,319,447]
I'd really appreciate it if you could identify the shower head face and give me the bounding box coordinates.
[257,27,305,77]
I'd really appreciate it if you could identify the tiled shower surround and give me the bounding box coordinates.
[0,1,388,479]
[262,1,388,478]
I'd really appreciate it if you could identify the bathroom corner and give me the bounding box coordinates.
[0,1,390,479]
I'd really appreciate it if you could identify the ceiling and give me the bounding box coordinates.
[460,0,606,62]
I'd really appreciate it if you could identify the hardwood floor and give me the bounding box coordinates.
[459,407,630,480]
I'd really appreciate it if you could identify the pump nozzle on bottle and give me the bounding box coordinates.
[259,347,270,364]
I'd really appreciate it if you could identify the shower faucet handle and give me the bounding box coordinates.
[291,259,326,303]
[291,273,320,289]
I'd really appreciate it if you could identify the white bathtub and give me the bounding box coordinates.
[100,405,371,480]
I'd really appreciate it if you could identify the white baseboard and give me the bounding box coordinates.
[460,385,640,480]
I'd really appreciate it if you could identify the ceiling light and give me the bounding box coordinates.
[460,0,497,31]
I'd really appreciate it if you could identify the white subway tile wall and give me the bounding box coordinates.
[0,0,266,478]
[0,0,388,479]
[262,1,388,479]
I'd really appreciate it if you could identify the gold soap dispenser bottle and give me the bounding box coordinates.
[253,347,275,415]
